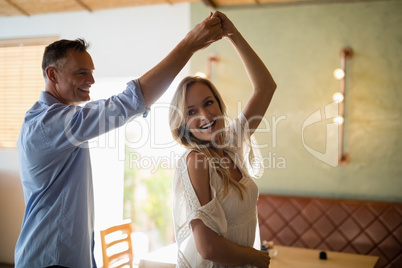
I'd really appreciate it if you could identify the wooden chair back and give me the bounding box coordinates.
[100,221,134,268]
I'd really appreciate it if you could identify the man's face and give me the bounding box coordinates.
[54,50,95,105]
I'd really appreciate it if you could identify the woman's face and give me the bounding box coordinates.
[185,82,224,144]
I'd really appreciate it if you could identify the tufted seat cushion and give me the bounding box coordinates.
[257,195,402,268]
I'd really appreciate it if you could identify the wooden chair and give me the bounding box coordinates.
[100,220,134,268]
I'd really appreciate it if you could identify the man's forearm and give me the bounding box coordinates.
[137,13,222,108]
[138,39,193,108]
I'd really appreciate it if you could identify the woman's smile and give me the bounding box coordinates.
[185,82,223,142]
[200,119,216,130]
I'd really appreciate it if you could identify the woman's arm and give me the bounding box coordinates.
[186,152,270,268]
[191,219,270,268]
[215,12,277,135]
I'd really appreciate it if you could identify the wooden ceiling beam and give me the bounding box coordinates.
[202,0,216,9]
[5,0,30,16]
[75,0,93,12]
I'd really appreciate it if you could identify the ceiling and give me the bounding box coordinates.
[0,0,354,17]
[0,0,388,17]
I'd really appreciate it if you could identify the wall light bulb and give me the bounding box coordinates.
[333,92,344,103]
[333,68,345,80]
[334,116,344,125]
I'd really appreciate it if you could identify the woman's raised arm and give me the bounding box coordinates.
[215,12,277,134]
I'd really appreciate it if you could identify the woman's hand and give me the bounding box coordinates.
[212,11,238,38]
[252,249,271,268]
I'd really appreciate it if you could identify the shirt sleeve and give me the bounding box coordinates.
[41,79,148,149]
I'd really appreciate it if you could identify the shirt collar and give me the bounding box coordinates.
[39,91,63,106]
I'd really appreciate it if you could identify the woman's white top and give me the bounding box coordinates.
[173,114,264,268]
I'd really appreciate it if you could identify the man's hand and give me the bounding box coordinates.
[183,12,223,53]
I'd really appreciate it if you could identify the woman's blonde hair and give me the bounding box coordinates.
[169,76,245,199]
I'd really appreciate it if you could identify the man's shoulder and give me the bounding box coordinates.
[23,98,74,126]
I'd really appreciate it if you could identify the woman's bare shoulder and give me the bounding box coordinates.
[186,150,211,205]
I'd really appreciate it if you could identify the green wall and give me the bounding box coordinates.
[190,1,402,202]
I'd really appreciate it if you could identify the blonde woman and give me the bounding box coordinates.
[169,12,277,268]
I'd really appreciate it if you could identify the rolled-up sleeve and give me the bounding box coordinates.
[126,79,150,118]
[39,79,150,149]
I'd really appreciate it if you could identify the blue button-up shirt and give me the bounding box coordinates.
[15,79,148,268]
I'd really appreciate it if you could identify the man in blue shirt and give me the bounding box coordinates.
[15,12,223,268]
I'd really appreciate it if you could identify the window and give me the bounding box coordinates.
[123,80,185,256]
[0,36,57,148]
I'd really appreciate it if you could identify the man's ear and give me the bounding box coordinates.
[45,66,58,83]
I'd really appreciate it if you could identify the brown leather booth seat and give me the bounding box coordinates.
[257,194,402,268]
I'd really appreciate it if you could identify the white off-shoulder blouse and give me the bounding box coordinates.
[173,114,264,268]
